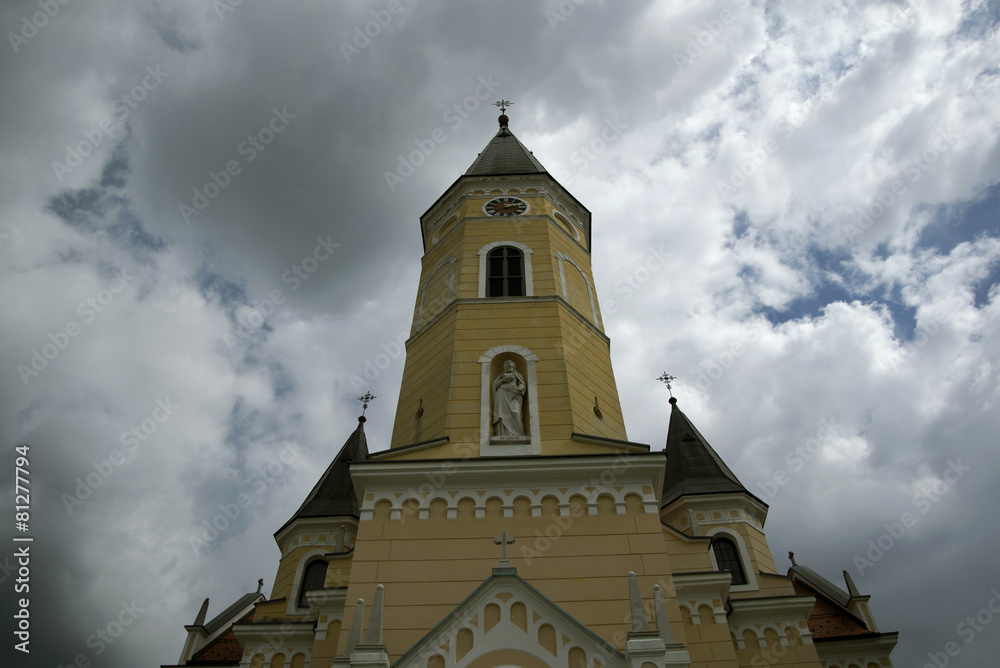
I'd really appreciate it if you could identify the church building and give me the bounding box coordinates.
[164,107,898,668]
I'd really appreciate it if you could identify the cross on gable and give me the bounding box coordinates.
[493,530,516,566]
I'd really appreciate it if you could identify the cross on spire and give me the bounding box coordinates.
[493,530,516,566]
[357,392,377,416]
[657,372,677,398]
[494,99,514,114]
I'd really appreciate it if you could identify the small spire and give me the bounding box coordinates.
[843,570,861,598]
[364,585,386,644]
[344,598,365,656]
[193,598,210,627]
[627,571,650,631]
[652,585,676,644]
[494,99,513,131]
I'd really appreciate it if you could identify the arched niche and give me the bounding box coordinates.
[478,345,540,456]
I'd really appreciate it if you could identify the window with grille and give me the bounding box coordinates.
[486,247,525,297]
[297,560,328,608]
[712,536,748,586]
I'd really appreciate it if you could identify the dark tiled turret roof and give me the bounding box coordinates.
[661,398,749,506]
[465,115,547,176]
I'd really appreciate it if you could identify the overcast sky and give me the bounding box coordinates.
[1,1,998,666]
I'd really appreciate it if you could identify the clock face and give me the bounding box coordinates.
[484,197,528,217]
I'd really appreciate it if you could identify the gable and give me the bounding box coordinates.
[394,569,624,668]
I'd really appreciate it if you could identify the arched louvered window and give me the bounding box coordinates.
[297,560,328,608]
[712,536,748,586]
[486,247,525,297]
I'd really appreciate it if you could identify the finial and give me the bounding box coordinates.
[344,598,365,656]
[657,372,677,399]
[357,391,377,417]
[788,551,796,566]
[364,585,385,644]
[627,571,650,631]
[493,531,516,567]
[843,570,861,598]
[256,578,264,594]
[494,99,513,129]
[652,584,676,644]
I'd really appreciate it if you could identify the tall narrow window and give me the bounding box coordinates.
[487,247,524,297]
[297,560,328,608]
[712,536,747,586]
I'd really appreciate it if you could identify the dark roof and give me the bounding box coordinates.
[661,398,749,506]
[465,120,547,176]
[204,592,263,635]
[789,564,850,607]
[276,416,369,535]
[190,609,255,664]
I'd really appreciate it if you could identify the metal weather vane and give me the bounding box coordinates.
[357,391,377,416]
[657,372,677,398]
[494,99,514,114]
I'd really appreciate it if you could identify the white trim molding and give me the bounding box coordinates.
[554,252,599,325]
[478,345,541,456]
[477,241,534,298]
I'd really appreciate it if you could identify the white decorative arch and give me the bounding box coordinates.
[554,252,599,325]
[478,345,540,456]
[286,548,329,615]
[706,527,760,592]
[477,241,534,298]
[417,255,457,329]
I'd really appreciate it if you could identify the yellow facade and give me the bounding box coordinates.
[175,118,895,668]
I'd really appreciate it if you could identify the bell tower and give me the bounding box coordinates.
[389,108,630,458]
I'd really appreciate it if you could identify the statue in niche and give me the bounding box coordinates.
[492,360,527,437]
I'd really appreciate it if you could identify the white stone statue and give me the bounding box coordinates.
[492,360,526,437]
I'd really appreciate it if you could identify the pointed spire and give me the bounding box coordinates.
[276,417,369,536]
[193,598,209,627]
[843,570,861,598]
[627,571,650,631]
[465,110,547,176]
[344,598,365,656]
[364,585,385,644]
[652,585,676,644]
[661,397,750,507]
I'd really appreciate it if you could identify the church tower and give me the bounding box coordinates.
[165,109,897,668]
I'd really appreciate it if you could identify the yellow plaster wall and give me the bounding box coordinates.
[335,505,695,665]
